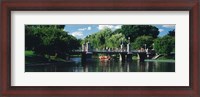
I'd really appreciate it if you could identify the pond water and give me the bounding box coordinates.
[25,57,175,72]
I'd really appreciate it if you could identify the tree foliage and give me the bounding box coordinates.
[106,33,127,48]
[168,29,175,37]
[154,35,175,55]
[82,28,128,50]
[25,25,80,58]
[121,25,159,42]
[132,36,154,49]
[82,25,159,50]
[81,25,175,56]
[82,28,113,49]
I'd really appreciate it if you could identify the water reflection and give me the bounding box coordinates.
[25,57,175,72]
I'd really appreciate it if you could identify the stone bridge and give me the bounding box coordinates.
[68,42,155,62]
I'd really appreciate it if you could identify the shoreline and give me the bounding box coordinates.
[144,59,175,62]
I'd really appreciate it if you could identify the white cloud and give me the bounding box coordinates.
[114,25,122,29]
[87,26,91,30]
[71,31,83,37]
[78,26,92,31]
[159,29,164,32]
[162,25,175,28]
[78,28,87,31]
[98,25,113,30]
[98,25,122,30]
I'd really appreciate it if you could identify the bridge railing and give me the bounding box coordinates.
[93,49,125,52]
[72,49,142,53]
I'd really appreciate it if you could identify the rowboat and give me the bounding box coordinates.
[99,56,111,61]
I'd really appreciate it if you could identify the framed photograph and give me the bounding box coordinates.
[1,0,199,96]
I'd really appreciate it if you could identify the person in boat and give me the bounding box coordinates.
[99,55,111,60]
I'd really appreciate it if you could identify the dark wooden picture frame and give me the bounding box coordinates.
[0,0,199,96]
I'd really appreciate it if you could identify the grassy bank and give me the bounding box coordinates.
[25,51,49,64]
[25,50,67,64]
[145,55,175,62]
[145,59,175,62]
[156,55,175,60]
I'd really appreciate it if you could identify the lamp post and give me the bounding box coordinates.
[127,37,130,53]
[152,43,154,50]
[121,38,124,52]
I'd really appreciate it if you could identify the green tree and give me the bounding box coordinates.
[82,25,160,50]
[82,28,113,49]
[27,25,65,29]
[106,33,127,49]
[132,36,154,49]
[121,25,159,42]
[25,25,80,58]
[113,28,123,34]
[168,29,175,37]
[25,26,42,50]
[154,35,175,55]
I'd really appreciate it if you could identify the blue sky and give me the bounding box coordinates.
[64,24,175,39]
